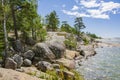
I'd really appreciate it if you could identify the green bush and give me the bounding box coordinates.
[37,28,47,42]
[70,70,84,80]
[64,34,77,50]
[64,39,77,50]
[83,38,89,45]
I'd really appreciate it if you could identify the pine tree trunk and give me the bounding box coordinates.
[11,5,18,40]
[2,0,9,67]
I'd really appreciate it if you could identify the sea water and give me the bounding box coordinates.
[76,38,120,80]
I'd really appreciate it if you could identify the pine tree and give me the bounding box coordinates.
[45,11,59,31]
[74,17,86,37]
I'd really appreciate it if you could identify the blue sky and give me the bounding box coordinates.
[37,0,120,38]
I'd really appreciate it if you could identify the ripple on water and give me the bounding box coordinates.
[77,46,120,80]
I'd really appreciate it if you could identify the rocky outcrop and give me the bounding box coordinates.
[47,41,66,59]
[36,61,53,72]
[13,54,23,68]
[77,45,96,59]
[5,58,17,70]
[33,43,55,60]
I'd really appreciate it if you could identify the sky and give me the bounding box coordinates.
[37,0,120,38]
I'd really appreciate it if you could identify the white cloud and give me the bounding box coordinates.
[62,10,90,17]
[71,5,79,10]
[80,0,100,8]
[62,0,120,19]
[100,1,120,13]
[62,4,66,8]
[62,10,109,19]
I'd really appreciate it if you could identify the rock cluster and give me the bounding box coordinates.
[0,32,97,80]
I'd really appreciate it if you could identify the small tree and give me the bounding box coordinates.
[74,17,85,37]
[45,11,59,31]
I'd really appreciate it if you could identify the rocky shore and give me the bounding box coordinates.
[0,32,97,80]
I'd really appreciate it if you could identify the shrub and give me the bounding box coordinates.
[83,38,89,45]
[64,34,77,50]
[64,39,77,50]
[37,28,47,42]
[70,70,84,80]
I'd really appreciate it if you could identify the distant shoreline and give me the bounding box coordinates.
[95,38,120,48]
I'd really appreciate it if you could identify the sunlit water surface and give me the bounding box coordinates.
[76,38,120,80]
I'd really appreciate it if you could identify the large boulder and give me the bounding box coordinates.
[78,45,96,59]
[12,40,24,52]
[33,43,55,61]
[56,58,75,69]
[65,50,80,60]
[13,54,23,68]
[23,50,35,60]
[47,41,66,59]
[36,61,53,72]
[5,58,17,70]
[80,50,96,59]
[25,37,36,46]
[23,59,32,67]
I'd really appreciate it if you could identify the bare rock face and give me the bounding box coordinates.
[36,61,53,72]
[24,50,35,60]
[47,41,66,59]
[13,54,23,68]
[5,58,17,70]
[0,68,42,80]
[33,43,55,61]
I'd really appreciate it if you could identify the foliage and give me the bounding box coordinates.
[82,38,89,45]
[74,17,86,37]
[61,21,72,33]
[37,28,47,42]
[64,34,77,50]
[86,32,101,39]
[45,11,59,31]
[46,70,60,80]
[60,21,78,35]
[70,70,84,80]
[0,30,4,54]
